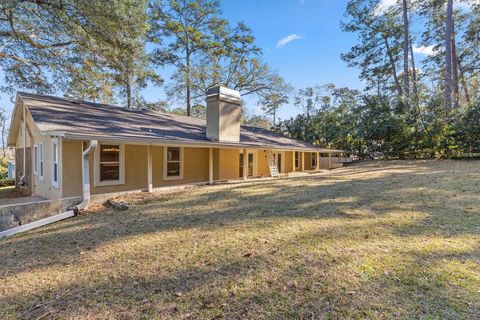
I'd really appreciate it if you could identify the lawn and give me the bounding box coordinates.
[1,160,479,319]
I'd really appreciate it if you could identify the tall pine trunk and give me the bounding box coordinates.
[186,49,191,116]
[402,0,410,103]
[458,59,471,105]
[451,19,460,108]
[126,76,132,109]
[383,36,403,98]
[409,39,420,108]
[444,0,453,110]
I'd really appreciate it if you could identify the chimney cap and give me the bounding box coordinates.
[206,86,241,100]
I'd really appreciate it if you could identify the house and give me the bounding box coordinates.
[7,86,348,210]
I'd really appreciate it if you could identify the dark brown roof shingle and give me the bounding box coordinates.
[19,92,324,151]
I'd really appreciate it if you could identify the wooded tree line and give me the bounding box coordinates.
[0,0,289,114]
[1,0,479,158]
[276,0,480,158]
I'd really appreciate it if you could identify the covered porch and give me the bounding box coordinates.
[59,141,347,199]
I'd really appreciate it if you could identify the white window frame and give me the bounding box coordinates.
[94,143,125,187]
[295,151,300,169]
[38,142,44,181]
[163,146,184,181]
[33,144,38,176]
[52,139,59,188]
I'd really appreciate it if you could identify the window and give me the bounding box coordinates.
[94,144,125,186]
[52,140,59,187]
[164,146,183,180]
[100,145,120,181]
[39,142,44,181]
[311,152,317,168]
[33,144,38,175]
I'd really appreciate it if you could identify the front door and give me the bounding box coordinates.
[239,152,255,178]
[273,152,283,173]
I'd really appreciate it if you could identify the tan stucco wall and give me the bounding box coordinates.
[303,152,312,170]
[62,143,211,197]
[60,142,329,199]
[15,107,62,200]
[285,151,294,173]
[256,150,270,177]
[213,148,240,180]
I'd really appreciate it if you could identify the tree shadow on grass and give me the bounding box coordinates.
[1,161,479,318]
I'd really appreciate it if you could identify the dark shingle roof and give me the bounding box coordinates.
[18,92,324,151]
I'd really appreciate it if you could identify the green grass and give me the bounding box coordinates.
[1,160,480,319]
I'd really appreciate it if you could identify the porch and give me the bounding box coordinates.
[59,142,345,200]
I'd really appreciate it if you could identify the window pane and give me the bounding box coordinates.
[101,163,120,181]
[53,163,58,182]
[167,162,180,177]
[167,147,180,161]
[100,145,120,162]
[53,144,57,162]
[248,154,254,176]
[239,154,244,177]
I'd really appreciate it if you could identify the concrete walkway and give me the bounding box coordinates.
[0,196,45,207]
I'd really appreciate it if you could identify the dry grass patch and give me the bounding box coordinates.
[1,160,480,319]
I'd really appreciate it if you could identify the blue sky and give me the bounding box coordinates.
[0,0,388,120]
[151,0,364,121]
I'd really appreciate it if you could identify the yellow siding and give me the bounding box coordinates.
[214,148,240,180]
[303,152,311,170]
[285,151,294,173]
[257,150,270,176]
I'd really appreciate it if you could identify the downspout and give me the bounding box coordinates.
[19,104,27,186]
[74,140,97,212]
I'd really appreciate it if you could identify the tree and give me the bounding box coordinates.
[402,0,410,103]
[444,0,454,110]
[150,0,223,116]
[0,108,9,159]
[294,86,320,117]
[164,21,290,110]
[260,92,289,126]
[0,0,157,107]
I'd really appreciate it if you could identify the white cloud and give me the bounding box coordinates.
[374,0,397,15]
[276,34,303,48]
[412,45,435,56]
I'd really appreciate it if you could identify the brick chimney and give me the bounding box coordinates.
[205,86,242,143]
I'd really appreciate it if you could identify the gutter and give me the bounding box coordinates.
[73,140,97,212]
[58,132,347,154]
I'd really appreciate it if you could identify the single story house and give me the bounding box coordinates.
[7,86,348,210]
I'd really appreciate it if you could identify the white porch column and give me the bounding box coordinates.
[147,145,153,192]
[301,152,305,171]
[243,148,247,180]
[209,148,213,185]
[317,152,320,170]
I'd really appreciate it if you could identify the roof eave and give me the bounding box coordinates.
[61,132,343,153]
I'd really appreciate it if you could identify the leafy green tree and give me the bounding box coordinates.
[150,0,224,116]
[0,0,158,107]
[260,92,290,126]
[342,0,404,100]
